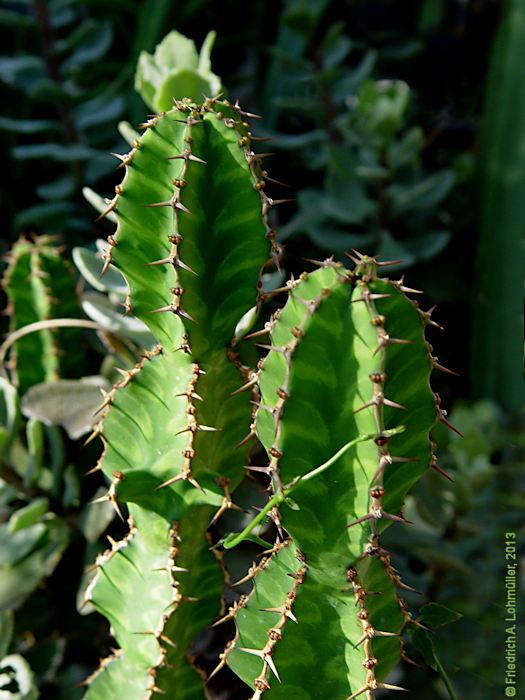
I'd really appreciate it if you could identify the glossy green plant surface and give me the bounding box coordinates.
[221,258,440,698]
[83,99,274,698]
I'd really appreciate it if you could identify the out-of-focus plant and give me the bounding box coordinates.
[261,2,458,268]
[0,0,125,235]
[383,400,525,698]
[471,0,525,412]
[0,236,167,700]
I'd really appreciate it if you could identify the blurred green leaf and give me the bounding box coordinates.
[0,518,69,609]
[79,488,115,544]
[8,499,49,534]
[333,50,376,102]
[411,628,459,700]
[355,79,411,142]
[0,56,44,89]
[12,144,105,162]
[36,177,75,201]
[0,379,20,460]
[72,94,125,130]
[20,378,110,440]
[81,292,155,344]
[24,419,43,488]
[320,22,352,69]
[388,126,424,169]
[59,20,113,73]
[13,203,79,232]
[0,611,14,658]
[0,524,47,567]
[61,465,80,509]
[388,169,455,216]
[421,603,463,629]
[0,118,56,134]
[324,145,375,224]
[72,246,126,295]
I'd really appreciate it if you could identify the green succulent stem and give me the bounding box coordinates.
[71,96,449,700]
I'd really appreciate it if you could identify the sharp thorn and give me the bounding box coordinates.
[150,305,175,314]
[244,465,272,474]
[265,654,281,682]
[376,259,404,267]
[175,201,192,215]
[439,416,464,437]
[347,686,368,700]
[230,376,258,396]
[347,514,373,528]
[432,360,460,377]
[353,400,375,415]
[383,398,407,410]
[144,200,173,208]
[175,257,198,275]
[243,327,271,340]
[248,152,275,161]
[264,175,290,188]
[267,198,295,206]
[379,682,409,692]
[207,658,226,680]
[155,474,184,489]
[145,257,172,266]
[238,109,262,119]
[94,197,118,222]
[432,462,454,482]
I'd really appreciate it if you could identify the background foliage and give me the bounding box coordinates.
[0,1,523,699]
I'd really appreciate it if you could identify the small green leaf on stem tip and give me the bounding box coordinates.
[420,602,463,628]
[8,498,49,534]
